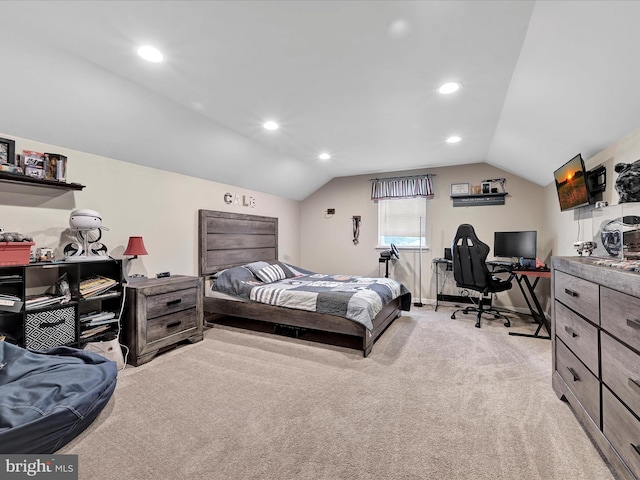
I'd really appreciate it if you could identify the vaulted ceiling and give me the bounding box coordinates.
[1,1,639,200]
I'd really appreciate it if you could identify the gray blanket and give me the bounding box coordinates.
[212,263,411,331]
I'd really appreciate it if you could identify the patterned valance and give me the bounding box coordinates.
[370,175,434,200]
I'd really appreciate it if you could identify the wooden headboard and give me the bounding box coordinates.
[198,210,278,276]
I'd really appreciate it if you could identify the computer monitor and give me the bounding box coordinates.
[494,231,537,259]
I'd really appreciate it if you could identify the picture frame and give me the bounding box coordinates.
[0,137,16,165]
[450,182,470,196]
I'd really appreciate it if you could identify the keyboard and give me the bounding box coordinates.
[488,260,519,269]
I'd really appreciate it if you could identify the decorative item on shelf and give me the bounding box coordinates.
[64,209,110,262]
[44,153,67,182]
[483,178,506,194]
[450,182,469,196]
[614,159,640,203]
[0,230,35,266]
[471,185,482,195]
[19,150,46,179]
[0,138,16,166]
[123,236,148,283]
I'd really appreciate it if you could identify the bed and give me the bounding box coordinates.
[198,210,411,356]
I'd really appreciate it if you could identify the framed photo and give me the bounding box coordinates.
[450,182,470,195]
[0,137,16,165]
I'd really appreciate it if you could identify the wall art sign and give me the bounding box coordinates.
[224,193,256,208]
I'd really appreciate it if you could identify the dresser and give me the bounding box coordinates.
[123,275,203,366]
[552,257,640,480]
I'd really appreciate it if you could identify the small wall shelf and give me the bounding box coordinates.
[450,192,508,207]
[0,172,85,191]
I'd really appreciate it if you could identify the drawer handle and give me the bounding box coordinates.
[629,378,640,394]
[567,367,580,382]
[564,288,579,297]
[167,299,182,307]
[632,444,640,457]
[564,326,578,338]
[627,318,640,329]
[166,321,181,329]
[40,319,65,328]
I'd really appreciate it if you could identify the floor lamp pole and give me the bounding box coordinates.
[414,216,424,307]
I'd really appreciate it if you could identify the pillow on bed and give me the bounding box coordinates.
[244,261,295,283]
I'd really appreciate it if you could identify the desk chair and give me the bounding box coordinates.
[450,224,514,328]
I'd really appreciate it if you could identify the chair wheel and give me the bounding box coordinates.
[475,322,481,328]
[493,315,500,319]
[451,314,456,319]
[504,321,511,327]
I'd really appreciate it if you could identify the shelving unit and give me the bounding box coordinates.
[0,171,85,191]
[450,192,508,207]
[0,258,122,349]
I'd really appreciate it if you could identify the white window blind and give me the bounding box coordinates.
[377,197,427,248]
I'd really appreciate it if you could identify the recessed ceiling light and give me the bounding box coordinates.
[446,136,462,143]
[137,45,164,63]
[263,121,279,131]
[318,152,331,161]
[438,82,461,94]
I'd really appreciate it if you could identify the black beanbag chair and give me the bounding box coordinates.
[0,342,117,453]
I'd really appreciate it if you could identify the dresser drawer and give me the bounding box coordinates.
[554,270,599,323]
[555,300,598,375]
[146,287,197,320]
[602,332,640,418]
[147,308,197,343]
[556,338,600,425]
[601,287,640,353]
[603,388,640,478]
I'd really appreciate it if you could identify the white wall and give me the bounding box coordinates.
[0,134,301,278]
[300,163,548,311]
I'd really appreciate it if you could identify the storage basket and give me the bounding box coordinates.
[25,306,76,350]
[0,241,34,266]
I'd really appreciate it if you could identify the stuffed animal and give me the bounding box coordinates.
[614,159,640,203]
[0,232,33,242]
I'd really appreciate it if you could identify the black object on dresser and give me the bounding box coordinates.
[123,275,203,366]
[552,256,640,480]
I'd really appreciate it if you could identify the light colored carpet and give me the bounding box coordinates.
[60,307,614,480]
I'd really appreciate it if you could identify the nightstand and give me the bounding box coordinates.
[123,275,203,366]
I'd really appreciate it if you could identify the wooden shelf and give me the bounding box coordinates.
[0,171,85,191]
[450,192,508,207]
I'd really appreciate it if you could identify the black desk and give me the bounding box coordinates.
[508,269,551,340]
[432,258,451,311]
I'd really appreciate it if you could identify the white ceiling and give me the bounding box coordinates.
[1,1,639,200]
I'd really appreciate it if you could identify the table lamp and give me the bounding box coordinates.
[123,236,148,283]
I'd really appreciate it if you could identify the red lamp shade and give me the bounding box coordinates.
[123,236,148,257]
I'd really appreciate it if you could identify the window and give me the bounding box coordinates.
[377,197,427,248]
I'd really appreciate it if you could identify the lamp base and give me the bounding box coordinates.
[125,274,148,284]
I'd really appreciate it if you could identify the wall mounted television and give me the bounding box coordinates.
[554,153,592,211]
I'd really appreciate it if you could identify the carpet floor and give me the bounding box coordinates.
[60,306,615,480]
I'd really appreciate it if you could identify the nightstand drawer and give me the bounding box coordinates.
[602,332,640,418]
[556,337,600,425]
[554,270,599,323]
[601,286,640,353]
[603,387,640,478]
[147,308,197,343]
[147,287,197,320]
[555,300,598,375]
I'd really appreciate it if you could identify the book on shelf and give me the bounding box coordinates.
[79,275,118,298]
[80,324,111,339]
[0,294,23,313]
[80,311,116,325]
[25,294,67,310]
